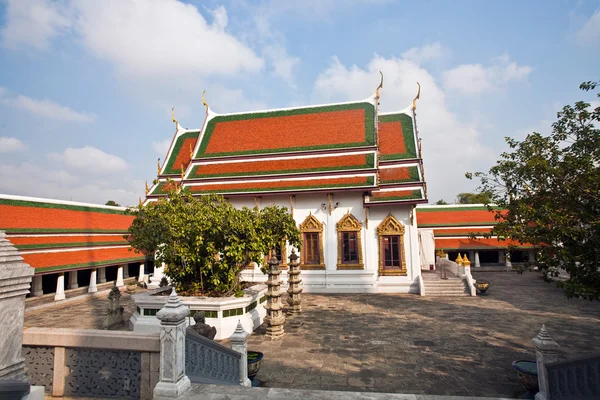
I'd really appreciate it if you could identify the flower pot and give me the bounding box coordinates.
[247,351,264,379]
[512,360,538,392]
[475,280,490,294]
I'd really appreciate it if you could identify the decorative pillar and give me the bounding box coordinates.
[533,325,561,400]
[68,270,78,289]
[265,254,285,339]
[116,265,125,287]
[286,249,303,314]
[30,275,43,297]
[462,254,471,276]
[98,267,106,283]
[153,289,191,399]
[88,268,97,293]
[54,273,66,301]
[138,262,145,282]
[474,251,481,268]
[230,321,251,387]
[0,230,35,382]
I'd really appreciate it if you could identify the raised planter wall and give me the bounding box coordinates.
[129,285,267,340]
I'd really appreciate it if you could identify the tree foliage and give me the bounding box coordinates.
[125,186,300,296]
[105,200,120,206]
[456,192,492,204]
[468,81,600,300]
[434,199,449,205]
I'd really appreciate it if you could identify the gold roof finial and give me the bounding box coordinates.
[157,158,161,175]
[145,181,149,195]
[180,163,185,180]
[376,71,383,99]
[202,90,209,114]
[171,107,178,126]
[189,143,194,160]
[412,82,421,110]
[138,196,143,207]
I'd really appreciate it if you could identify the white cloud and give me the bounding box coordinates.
[0,92,96,122]
[312,52,495,202]
[401,42,446,64]
[263,45,300,87]
[152,138,172,156]
[576,9,600,46]
[1,0,71,50]
[443,53,533,94]
[70,0,263,79]
[49,146,128,173]
[0,162,141,206]
[0,137,27,152]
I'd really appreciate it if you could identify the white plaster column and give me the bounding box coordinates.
[474,251,481,268]
[116,265,125,287]
[67,270,78,289]
[98,267,106,283]
[88,268,97,293]
[533,325,561,400]
[154,289,191,399]
[54,273,65,301]
[505,251,512,269]
[230,321,252,387]
[138,262,145,282]
[149,262,165,288]
[30,275,43,297]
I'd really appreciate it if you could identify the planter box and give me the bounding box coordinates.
[129,284,267,340]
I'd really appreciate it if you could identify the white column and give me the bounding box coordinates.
[54,273,65,301]
[154,289,191,398]
[230,321,251,387]
[67,270,78,289]
[116,265,125,287]
[138,262,145,282]
[98,267,106,283]
[30,275,43,296]
[474,251,481,268]
[88,268,97,293]
[505,251,512,269]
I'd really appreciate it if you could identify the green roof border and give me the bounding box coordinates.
[0,198,127,215]
[163,131,199,175]
[369,189,422,202]
[196,102,375,158]
[416,206,501,212]
[379,113,417,160]
[16,241,127,250]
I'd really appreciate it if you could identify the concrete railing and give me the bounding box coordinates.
[22,328,159,400]
[185,328,241,386]
[437,258,476,296]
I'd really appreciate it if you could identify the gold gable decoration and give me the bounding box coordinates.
[299,213,324,233]
[376,213,407,276]
[376,213,406,236]
[336,211,364,270]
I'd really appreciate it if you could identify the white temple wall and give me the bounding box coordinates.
[232,192,420,294]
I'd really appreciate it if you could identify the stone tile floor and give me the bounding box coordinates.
[25,271,600,398]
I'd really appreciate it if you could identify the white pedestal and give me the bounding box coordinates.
[116,266,124,287]
[138,263,145,282]
[54,273,65,301]
[88,269,97,293]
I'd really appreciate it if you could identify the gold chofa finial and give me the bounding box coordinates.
[202,90,209,113]
[138,196,143,207]
[145,181,149,195]
[157,158,161,175]
[180,163,185,180]
[189,143,194,160]
[171,107,178,125]
[412,82,421,110]
[376,71,383,98]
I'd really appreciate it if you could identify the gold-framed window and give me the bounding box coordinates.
[376,214,407,276]
[336,212,364,270]
[299,213,325,270]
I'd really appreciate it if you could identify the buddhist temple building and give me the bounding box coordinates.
[0,194,147,300]
[416,204,536,267]
[146,84,428,293]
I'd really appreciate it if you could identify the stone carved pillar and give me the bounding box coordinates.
[30,275,43,297]
[154,289,190,399]
[265,254,285,338]
[533,325,561,400]
[68,270,78,289]
[230,321,251,387]
[286,249,302,314]
[55,273,66,301]
[88,268,98,293]
[0,230,35,382]
[116,265,125,287]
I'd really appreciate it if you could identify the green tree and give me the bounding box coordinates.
[468,80,600,300]
[455,192,492,204]
[125,185,300,296]
[105,200,120,206]
[434,199,448,205]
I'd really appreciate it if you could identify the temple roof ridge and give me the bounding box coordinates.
[0,193,128,211]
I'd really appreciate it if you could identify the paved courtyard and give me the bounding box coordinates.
[25,271,600,398]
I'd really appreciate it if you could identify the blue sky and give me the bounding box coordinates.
[0,0,598,206]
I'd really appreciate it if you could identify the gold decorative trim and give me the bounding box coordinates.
[376,214,407,276]
[336,212,364,270]
[412,82,421,110]
[327,193,333,215]
[202,90,209,114]
[299,213,325,270]
[289,195,295,216]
